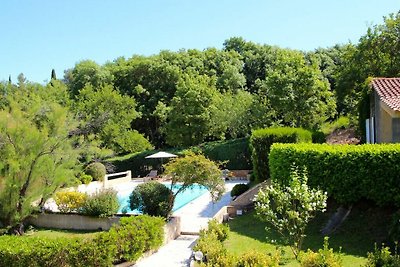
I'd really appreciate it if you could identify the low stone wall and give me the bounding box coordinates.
[28,213,181,244]
[212,206,237,223]
[104,171,132,188]
[164,216,181,243]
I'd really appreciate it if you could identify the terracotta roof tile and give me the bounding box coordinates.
[372,78,400,111]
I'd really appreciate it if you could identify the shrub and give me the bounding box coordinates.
[106,215,164,263]
[250,127,312,182]
[85,162,106,181]
[365,244,400,267]
[79,174,93,184]
[54,191,87,213]
[194,232,229,266]
[311,130,326,144]
[299,237,342,267]
[231,183,250,198]
[237,250,281,267]
[129,181,173,218]
[255,167,327,258]
[194,220,279,267]
[269,143,400,205]
[203,219,230,242]
[80,189,119,217]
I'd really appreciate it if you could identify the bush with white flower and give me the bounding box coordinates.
[254,166,327,259]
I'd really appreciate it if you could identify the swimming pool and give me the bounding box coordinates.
[117,183,209,214]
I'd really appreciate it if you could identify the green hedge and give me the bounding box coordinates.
[269,143,400,205]
[109,138,251,177]
[0,215,164,267]
[107,215,164,263]
[196,138,251,170]
[250,127,312,182]
[0,236,114,267]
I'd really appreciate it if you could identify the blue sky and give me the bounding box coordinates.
[1,0,399,83]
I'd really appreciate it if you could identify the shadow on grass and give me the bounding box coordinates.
[227,201,394,259]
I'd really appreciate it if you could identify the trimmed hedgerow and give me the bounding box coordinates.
[106,215,165,263]
[269,143,400,206]
[197,138,252,170]
[0,215,165,267]
[250,127,312,182]
[0,236,115,267]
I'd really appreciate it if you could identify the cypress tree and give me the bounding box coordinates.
[51,69,57,80]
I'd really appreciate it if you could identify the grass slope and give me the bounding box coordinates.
[224,202,393,266]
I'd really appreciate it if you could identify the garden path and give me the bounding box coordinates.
[133,181,241,267]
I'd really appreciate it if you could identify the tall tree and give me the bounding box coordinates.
[17,73,26,89]
[164,74,222,146]
[164,153,225,215]
[0,101,79,233]
[64,60,114,97]
[110,56,181,147]
[51,69,57,80]
[258,49,336,128]
[74,84,151,154]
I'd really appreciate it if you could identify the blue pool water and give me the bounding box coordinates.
[117,183,208,214]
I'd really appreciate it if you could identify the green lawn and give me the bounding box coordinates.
[25,227,100,239]
[224,203,393,266]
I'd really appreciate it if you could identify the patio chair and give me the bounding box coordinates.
[144,170,158,181]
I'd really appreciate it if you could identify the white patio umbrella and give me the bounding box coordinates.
[145,151,178,159]
[145,151,178,172]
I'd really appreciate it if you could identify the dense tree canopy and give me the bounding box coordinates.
[3,10,400,152]
[335,11,400,115]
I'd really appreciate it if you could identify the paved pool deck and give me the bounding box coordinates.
[133,180,242,267]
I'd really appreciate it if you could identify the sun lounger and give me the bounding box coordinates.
[144,170,158,182]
